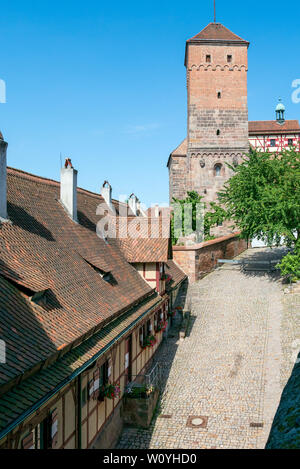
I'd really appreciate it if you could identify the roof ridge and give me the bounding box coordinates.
[188,22,248,44]
[7,167,128,205]
[249,119,299,123]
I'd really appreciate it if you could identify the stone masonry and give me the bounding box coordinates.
[168,23,250,212]
[172,233,247,283]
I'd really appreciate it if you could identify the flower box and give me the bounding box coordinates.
[142,335,157,349]
[98,383,120,401]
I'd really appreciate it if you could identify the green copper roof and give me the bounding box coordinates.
[276,99,285,111]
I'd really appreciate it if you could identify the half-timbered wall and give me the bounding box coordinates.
[249,134,300,152]
[133,262,166,295]
[0,299,169,450]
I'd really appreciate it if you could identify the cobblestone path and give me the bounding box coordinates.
[117,248,296,449]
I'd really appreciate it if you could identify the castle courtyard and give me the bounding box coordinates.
[117,247,299,449]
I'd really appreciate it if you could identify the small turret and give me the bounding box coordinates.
[276,98,285,125]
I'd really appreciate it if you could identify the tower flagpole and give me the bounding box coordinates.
[214,0,216,23]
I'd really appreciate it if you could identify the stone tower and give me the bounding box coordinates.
[168,23,250,207]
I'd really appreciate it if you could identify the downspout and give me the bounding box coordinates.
[77,375,82,449]
[0,296,162,441]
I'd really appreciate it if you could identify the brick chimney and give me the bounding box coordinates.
[101,180,114,212]
[0,133,8,221]
[60,158,78,222]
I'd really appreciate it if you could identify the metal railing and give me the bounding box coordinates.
[124,362,162,393]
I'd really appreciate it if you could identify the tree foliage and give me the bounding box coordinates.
[204,202,228,240]
[219,148,300,280]
[171,191,228,244]
[276,245,300,283]
[171,191,203,244]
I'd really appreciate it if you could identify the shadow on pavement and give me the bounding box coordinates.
[266,350,300,449]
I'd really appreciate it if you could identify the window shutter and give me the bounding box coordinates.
[51,408,59,449]
[93,369,100,399]
[107,357,112,383]
[125,352,129,370]
[88,378,94,399]
[154,313,158,332]
[22,431,34,449]
[139,327,144,347]
[99,365,104,388]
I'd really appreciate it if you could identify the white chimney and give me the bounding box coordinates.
[128,193,138,216]
[101,180,114,212]
[0,134,8,221]
[60,158,78,222]
[136,200,147,217]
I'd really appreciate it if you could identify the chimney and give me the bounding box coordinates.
[128,193,138,216]
[60,158,78,222]
[136,199,147,217]
[101,180,114,212]
[0,133,8,221]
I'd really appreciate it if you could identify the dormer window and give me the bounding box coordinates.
[206,55,211,63]
[84,260,117,285]
[31,290,48,307]
[1,275,50,307]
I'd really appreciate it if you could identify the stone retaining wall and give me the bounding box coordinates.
[173,233,248,282]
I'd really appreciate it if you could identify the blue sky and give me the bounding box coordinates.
[1,0,299,207]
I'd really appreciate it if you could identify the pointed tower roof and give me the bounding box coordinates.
[185,23,249,66]
[187,23,249,45]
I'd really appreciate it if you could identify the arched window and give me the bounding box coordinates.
[214,164,222,177]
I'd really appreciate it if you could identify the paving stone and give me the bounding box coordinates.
[117,248,297,449]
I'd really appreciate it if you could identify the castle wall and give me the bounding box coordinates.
[173,233,248,283]
[168,155,188,201]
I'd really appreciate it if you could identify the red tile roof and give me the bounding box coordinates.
[0,293,162,438]
[249,120,300,135]
[165,260,187,289]
[114,215,171,263]
[167,138,187,167]
[170,139,187,156]
[187,23,249,45]
[0,167,166,388]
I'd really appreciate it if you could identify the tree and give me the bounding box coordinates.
[203,202,228,240]
[171,191,203,244]
[171,191,228,244]
[219,148,300,280]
